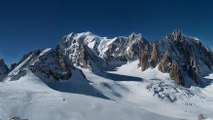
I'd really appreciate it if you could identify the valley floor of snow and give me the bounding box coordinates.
[0,61,213,120]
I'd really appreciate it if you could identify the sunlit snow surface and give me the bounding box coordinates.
[0,61,213,120]
[83,61,213,120]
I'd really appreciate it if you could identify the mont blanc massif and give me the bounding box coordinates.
[0,30,213,120]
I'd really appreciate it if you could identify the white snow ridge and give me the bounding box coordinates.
[0,31,213,120]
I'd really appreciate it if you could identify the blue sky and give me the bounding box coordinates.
[0,0,213,65]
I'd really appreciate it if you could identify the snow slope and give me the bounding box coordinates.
[0,69,176,120]
[0,61,213,120]
[82,61,213,120]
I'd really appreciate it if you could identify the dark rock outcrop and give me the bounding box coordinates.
[0,58,9,75]
[9,117,28,120]
[11,63,18,70]
[9,48,72,81]
[169,60,185,86]
[198,114,206,120]
[29,49,72,80]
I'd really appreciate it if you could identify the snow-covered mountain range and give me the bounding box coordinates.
[0,30,213,120]
[66,30,212,87]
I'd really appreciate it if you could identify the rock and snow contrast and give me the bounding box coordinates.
[0,30,213,120]
[0,58,9,81]
[0,59,9,75]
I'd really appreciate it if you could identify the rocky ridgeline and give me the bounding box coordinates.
[59,30,213,86]
[139,30,213,86]
[3,30,213,86]
[58,32,148,71]
[28,48,71,80]
[4,48,72,81]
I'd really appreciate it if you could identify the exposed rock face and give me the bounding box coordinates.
[29,49,71,80]
[9,48,72,81]
[150,42,159,67]
[139,42,160,70]
[0,58,9,75]
[139,44,150,70]
[138,30,213,86]
[103,33,149,63]
[169,60,185,86]
[78,45,89,68]
[158,51,172,73]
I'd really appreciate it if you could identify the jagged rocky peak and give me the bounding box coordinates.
[165,29,184,41]
[58,32,150,69]
[105,33,149,61]
[0,58,9,75]
[128,33,142,41]
[61,31,96,44]
[139,29,213,86]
